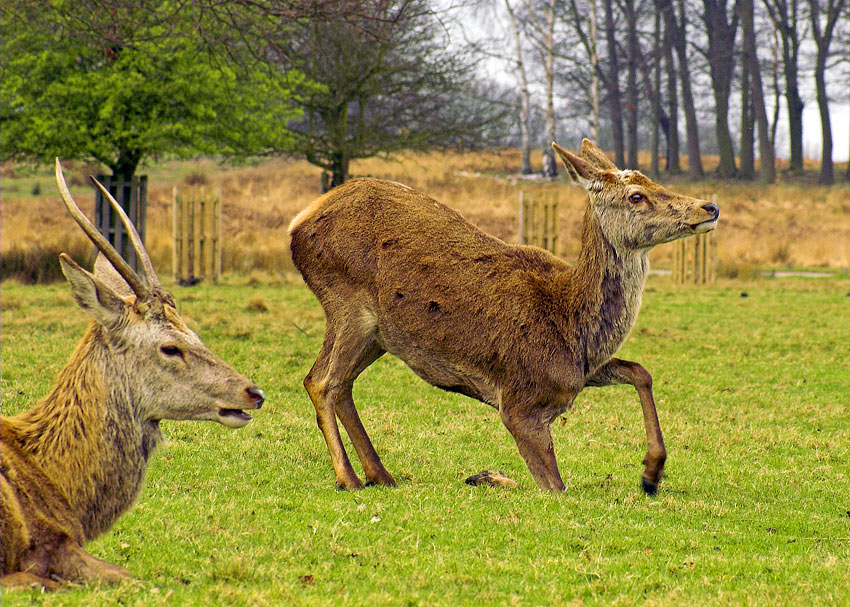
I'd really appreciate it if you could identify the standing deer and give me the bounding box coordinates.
[0,161,265,590]
[289,139,718,494]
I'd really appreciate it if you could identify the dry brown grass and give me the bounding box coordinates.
[2,150,849,282]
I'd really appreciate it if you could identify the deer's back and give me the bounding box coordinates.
[290,179,582,403]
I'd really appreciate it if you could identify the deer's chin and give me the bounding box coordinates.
[216,408,253,428]
[690,218,718,234]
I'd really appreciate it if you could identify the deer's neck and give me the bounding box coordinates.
[13,324,161,541]
[566,206,649,375]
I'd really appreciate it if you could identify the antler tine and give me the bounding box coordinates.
[55,158,150,301]
[89,175,160,290]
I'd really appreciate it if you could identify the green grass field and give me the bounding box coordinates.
[1,274,848,606]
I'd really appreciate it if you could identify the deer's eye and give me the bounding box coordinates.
[160,345,183,358]
[629,193,644,204]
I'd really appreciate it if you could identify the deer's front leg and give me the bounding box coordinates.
[586,358,667,495]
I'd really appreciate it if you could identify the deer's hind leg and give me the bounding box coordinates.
[304,308,392,489]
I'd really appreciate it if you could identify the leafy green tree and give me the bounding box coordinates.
[0,1,304,179]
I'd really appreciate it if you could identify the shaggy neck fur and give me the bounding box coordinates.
[11,323,161,541]
[561,205,649,375]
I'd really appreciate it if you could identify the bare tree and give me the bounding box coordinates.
[271,1,500,187]
[651,8,663,174]
[524,0,559,175]
[738,41,755,178]
[562,0,601,140]
[762,0,806,174]
[506,0,534,173]
[740,0,777,182]
[603,0,627,165]
[590,0,601,141]
[662,10,682,171]
[656,0,703,178]
[701,0,739,177]
[807,0,847,184]
[618,0,643,168]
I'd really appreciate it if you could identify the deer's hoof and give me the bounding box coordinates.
[335,477,365,491]
[641,478,659,496]
[465,470,517,488]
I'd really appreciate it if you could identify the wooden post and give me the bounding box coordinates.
[172,187,179,281]
[214,194,222,282]
[518,191,559,255]
[672,231,716,285]
[518,191,526,245]
[173,187,222,284]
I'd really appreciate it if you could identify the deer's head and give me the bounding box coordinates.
[55,160,264,428]
[553,140,719,250]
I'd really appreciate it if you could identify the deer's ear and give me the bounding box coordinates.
[553,142,598,188]
[94,252,135,297]
[580,138,617,170]
[60,253,128,327]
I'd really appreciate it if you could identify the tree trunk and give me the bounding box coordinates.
[785,63,805,174]
[330,151,349,188]
[807,0,845,185]
[813,53,834,184]
[846,88,850,182]
[740,0,775,183]
[506,0,533,174]
[764,0,805,173]
[651,9,662,175]
[544,0,557,176]
[623,0,640,169]
[633,18,670,174]
[111,149,141,181]
[591,0,600,142]
[604,0,626,167]
[675,0,703,178]
[657,0,701,177]
[663,21,680,172]
[739,52,755,179]
[702,0,738,178]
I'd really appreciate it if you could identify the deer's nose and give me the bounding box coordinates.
[701,202,719,219]
[246,386,265,408]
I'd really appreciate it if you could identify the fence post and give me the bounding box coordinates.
[172,186,179,281]
[518,191,559,255]
[518,191,526,245]
[214,195,222,281]
[173,187,222,285]
[672,231,716,285]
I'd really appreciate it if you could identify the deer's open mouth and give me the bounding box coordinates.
[217,408,253,428]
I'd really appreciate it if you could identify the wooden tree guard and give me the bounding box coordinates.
[672,231,717,284]
[172,187,222,285]
[518,191,559,255]
[672,194,719,285]
[94,175,147,272]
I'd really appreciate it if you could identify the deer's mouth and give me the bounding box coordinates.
[217,408,254,428]
[689,218,718,234]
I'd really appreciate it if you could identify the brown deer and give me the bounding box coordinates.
[0,161,265,590]
[289,139,718,495]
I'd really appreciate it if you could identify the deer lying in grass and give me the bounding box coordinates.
[289,139,718,494]
[0,161,265,590]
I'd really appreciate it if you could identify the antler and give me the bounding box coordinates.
[55,158,151,302]
[89,175,160,291]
